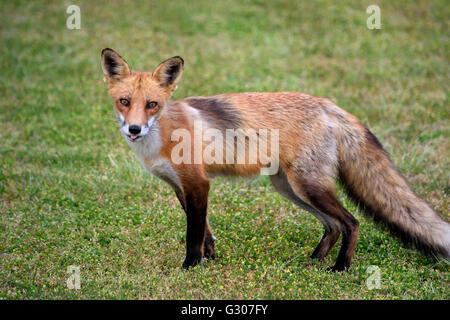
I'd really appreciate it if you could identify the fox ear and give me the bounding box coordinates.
[101,48,131,83]
[152,56,184,90]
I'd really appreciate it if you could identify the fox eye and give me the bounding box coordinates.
[119,98,130,106]
[146,101,158,109]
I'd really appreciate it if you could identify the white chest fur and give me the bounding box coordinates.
[124,126,183,197]
[125,124,162,160]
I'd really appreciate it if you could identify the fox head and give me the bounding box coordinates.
[101,48,184,142]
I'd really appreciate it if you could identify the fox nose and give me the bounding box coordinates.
[128,125,141,135]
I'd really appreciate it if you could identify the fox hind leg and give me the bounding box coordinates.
[284,169,359,271]
[270,170,341,261]
[310,228,340,260]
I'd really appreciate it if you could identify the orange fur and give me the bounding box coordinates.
[101,49,450,271]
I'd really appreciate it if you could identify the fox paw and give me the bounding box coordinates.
[182,255,203,270]
[203,236,216,260]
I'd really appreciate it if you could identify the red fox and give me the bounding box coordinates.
[101,48,450,271]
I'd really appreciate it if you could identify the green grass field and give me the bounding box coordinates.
[0,0,449,299]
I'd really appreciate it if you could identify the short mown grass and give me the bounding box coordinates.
[0,0,448,299]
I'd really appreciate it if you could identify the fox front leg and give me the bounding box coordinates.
[180,178,210,269]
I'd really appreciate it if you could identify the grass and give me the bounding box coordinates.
[0,0,449,299]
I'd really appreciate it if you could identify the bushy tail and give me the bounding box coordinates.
[338,125,450,259]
